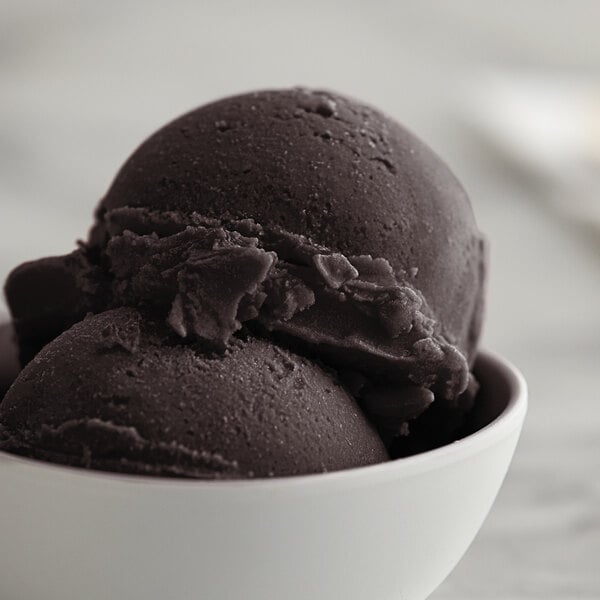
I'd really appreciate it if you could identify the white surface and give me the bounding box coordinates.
[0,2,599,598]
[0,352,526,600]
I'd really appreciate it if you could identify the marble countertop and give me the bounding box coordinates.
[1,1,599,597]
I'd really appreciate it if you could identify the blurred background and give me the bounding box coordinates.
[1,1,599,597]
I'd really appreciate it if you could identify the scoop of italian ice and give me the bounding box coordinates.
[0,308,388,477]
[2,88,487,471]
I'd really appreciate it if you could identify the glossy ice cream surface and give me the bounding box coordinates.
[0,88,486,477]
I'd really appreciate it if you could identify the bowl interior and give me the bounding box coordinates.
[463,351,515,436]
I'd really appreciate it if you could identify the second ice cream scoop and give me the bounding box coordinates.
[0,308,387,477]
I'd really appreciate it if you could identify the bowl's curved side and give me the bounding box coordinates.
[0,351,527,600]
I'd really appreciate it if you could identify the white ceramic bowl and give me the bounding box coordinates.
[0,350,526,600]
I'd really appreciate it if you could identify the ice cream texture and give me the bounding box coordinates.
[0,88,486,477]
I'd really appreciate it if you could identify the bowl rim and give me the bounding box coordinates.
[0,349,527,491]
